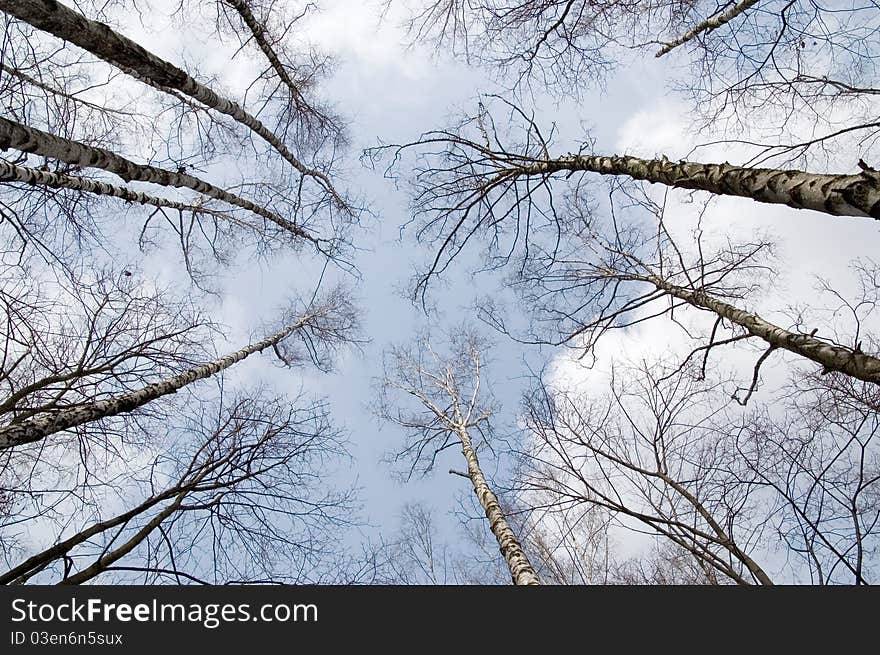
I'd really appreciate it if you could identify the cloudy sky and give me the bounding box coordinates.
[135,0,880,572]
[7,0,879,582]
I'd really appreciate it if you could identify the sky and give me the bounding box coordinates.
[4,0,880,582]
[225,0,685,558]
[292,0,879,573]
[117,0,690,568]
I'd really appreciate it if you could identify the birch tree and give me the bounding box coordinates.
[0,158,259,281]
[0,0,368,588]
[0,265,360,583]
[0,261,213,451]
[0,0,355,277]
[0,116,321,244]
[377,330,540,585]
[0,19,152,265]
[0,13,139,146]
[0,0,348,209]
[0,388,354,585]
[368,97,880,301]
[209,0,342,148]
[0,284,358,449]
[518,359,880,584]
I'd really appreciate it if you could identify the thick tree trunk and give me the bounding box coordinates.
[456,426,540,585]
[639,273,880,384]
[656,0,760,57]
[0,313,314,449]
[0,117,313,242]
[523,154,880,218]
[0,159,234,221]
[0,0,342,204]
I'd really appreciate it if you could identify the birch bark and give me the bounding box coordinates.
[222,0,309,112]
[0,313,314,449]
[634,273,880,384]
[522,153,880,219]
[656,0,761,57]
[0,0,343,205]
[0,117,314,242]
[456,423,540,585]
[0,158,236,222]
[382,339,541,585]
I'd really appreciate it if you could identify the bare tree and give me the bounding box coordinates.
[0,0,357,279]
[0,260,213,451]
[0,17,152,266]
[520,360,776,585]
[0,0,348,209]
[0,116,322,245]
[368,96,880,301]
[735,370,880,584]
[663,0,880,151]
[388,0,650,88]
[210,0,343,147]
[0,258,361,584]
[377,330,540,585]
[438,484,615,584]
[0,0,371,589]
[371,97,880,394]
[369,3,880,588]
[386,502,457,584]
[518,356,880,584]
[0,388,354,585]
[610,540,722,584]
[0,283,358,449]
[392,0,880,156]
[0,159,244,226]
[655,0,760,58]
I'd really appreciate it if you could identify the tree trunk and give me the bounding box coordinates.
[523,154,880,219]
[0,0,342,205]
[0,313,314,449]
[0,116,314,242]
[656,0,760,57]
[456,425,540,585]
[222,0,308,112]
[59,493,188,585]
[0,159,234,221]
[638,273,880,384]
[0,487,186,585]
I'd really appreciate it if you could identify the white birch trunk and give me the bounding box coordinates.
[641,274,880,384]
[0,314,314,449]
[222,0,308,112]
[0,158,233,220]
[523,153,880,219]
[456,425,540,585]
[656,0,761,57]
[0,116,313,242]
[0,0,343,205]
